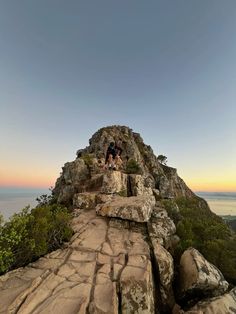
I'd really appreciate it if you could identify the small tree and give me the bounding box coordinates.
[157,155,167,165]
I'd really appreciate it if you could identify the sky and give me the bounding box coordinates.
[0,0,235,192]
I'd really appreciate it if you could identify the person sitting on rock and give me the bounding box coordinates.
[114,143,123,170]
[105,142,123,170]
[105,142,116,170]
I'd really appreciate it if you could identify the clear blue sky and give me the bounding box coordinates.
[0,0,235,191]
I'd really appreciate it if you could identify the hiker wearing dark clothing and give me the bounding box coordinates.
[105,142,116,163]
[105,142,123,170]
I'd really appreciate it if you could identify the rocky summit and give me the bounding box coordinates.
[0,125,235,314]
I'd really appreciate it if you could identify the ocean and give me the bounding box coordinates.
[196,192,236,216]
[0,188,49,220]
[0,189,236,221]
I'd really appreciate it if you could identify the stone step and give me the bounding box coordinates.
[96,195,156,223]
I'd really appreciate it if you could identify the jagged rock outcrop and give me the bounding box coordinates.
[179,248,229,302]
[53,125,195,205]
[0,125,234,314]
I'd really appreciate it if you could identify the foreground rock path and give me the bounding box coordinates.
[0,209,157,314]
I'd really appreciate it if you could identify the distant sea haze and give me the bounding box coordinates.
[196,192,236,216]
[0,188,48,220]
[0,188,235,220]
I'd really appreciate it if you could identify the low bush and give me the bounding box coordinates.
[174,197,236,284]
[0,203,73,275]
[125,159,142,174]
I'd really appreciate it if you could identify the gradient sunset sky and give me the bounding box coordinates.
[0,1,235,192]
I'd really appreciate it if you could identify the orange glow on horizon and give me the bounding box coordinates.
[188,181,236,193]
[0,174,56,189]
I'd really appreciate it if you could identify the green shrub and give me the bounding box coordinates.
[0,204,73,275]
[81,154,94,167]
[174,197,236,283]
[126,159,142,174]
[117,189,128,197]
[161,199,182,224]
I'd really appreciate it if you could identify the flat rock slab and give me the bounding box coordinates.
[0,208,156,314]
[96,195,156,222]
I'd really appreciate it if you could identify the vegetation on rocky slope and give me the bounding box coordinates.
[164,197,236,284]
[0,201,73,274]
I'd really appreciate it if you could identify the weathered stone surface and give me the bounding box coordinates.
[153,242,175,311]
[90,265,118,314]
[179,248,229,300]
[101,170,127,195]
[0,267,48,314]
[73,192,97,209]
[158,164,195,199]
[183,287,236,314]
[120,262,155,314]
[1,126,227,314]
[53,125,197,206]
[148,209,176,249]
[96,195,156,222]
[129,174,153,196]
[0,207,161,313]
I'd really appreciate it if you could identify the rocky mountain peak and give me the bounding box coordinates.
[1,126,235,314]
[53,125,195,206]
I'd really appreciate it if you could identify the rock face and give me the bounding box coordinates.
[53,125,195,206]
[0,125,234,314]
[0,209,156,314]
[179,248,229,301]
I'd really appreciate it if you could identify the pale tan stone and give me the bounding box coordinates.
[97,253,112,265]
[113,263,124,281]
[120,262,155,314]
[96,195,156,222]
[107,226,129,256]
[101,242,113,256]
[153,242,175,311]
[129,174,153,196]
[73,192,97,209]
[101,171,127,195]
[29,283,92,314]
[68,250,96,262]
[91,281,118,314]
[127,254,148,269]
[179,248,229,300]
[0,267,47,314]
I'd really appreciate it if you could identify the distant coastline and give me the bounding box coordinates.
[196,191,236,216]
[0,188,235,220]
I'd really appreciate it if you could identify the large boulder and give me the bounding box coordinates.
[129,174,154,196]
[96,195,156,223]
[73,192,97,209]
[101,171,128,195]
[179,248,229,301]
